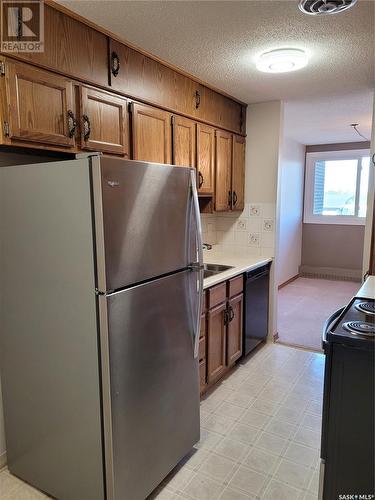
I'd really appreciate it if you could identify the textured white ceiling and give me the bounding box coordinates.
[59,0,374,144]
[284,91,374,145]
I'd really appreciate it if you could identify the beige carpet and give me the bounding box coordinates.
[277,277,360,351]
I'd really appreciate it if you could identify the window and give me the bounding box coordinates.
[304,150,370,225]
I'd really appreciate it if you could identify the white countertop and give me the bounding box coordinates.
[203,252,272,289]
[356,276,375,299]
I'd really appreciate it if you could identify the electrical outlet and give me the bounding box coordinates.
[248,233,260,246]
[249,204,261,217]
[263,218,274,232]
[237,219,247,231]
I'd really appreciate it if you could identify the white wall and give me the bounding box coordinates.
[362,95,375,276]
[277,137,305,286]
[203,101,284,339]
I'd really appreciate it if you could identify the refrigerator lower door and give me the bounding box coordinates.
[104,270,200,500]
[95,157,195,291]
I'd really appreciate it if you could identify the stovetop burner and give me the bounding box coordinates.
[355,301,375,315]
[343,321,375,337]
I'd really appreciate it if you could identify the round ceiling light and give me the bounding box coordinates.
[256,48,308,73]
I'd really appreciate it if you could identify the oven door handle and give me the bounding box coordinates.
[322,306,345,349]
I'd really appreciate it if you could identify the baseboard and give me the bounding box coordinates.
[0,451,7,470]
[276,339,323,353]
[278,274,299,290]
[299,265,361,282]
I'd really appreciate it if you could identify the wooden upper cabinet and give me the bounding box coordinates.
[196,124,215,195]
[12,5,108,87]
[207,302,227,385]
[79,86,129,156]
[196,85,244,134]
[109,40,197,118]
[231,135,246,211]
[4,59,75,148]
[215,130,232,211]
[227,293,243,366]
[172,115,196,168]
[131,102,172,164]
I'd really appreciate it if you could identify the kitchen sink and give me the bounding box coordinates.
[203,263,234,279]
[204,263,234,272]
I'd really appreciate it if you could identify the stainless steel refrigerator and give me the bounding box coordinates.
[0,154,203,500]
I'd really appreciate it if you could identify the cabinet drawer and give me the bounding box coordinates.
[207,282,226,309]
[200,314,207,339]
[199,360,206,391]
[198,337,206,362]
[228,275,243,298]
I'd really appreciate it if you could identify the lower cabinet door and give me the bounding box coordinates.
[80,86,129,155]
[199,360,207,394]
[207,302,227,384]
[227,293,243,366]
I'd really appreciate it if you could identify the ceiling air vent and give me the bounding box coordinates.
[298,0,357,15]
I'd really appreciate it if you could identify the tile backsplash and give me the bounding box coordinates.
[201,203,276,258]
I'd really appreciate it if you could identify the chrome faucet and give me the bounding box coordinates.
[202,243,212,250]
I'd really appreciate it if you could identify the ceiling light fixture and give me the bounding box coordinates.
[256,48,308,74]
[299,0,358,16]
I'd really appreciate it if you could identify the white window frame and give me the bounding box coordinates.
[304,149,370,226]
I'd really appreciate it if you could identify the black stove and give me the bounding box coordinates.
[355,300,375,315]
[327,297,375,348]
[342,320,375,336]
[321,293,375,500]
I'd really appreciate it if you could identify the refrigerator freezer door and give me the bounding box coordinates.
[105,270,200,500]
[98,158,193,291]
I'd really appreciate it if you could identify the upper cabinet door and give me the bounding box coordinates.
[80,87,129,156]
[196,124,215,195]
[172,116,196,168]
[196,85,244,134]
[231,135,246,211]
[5,60,75,148]
[14,5,108,87]
[131,102,172,164]
[109,40,198,117]
[215,130,232,211]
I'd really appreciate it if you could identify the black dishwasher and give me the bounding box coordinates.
[243,263,270,356]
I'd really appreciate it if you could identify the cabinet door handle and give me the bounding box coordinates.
[67,110,77,138]
[228,191,232,207]
[229,306,235,322]
[82,114,91,141]
[111,51,120,77]
[224,309,229,326]
[233,191,238,206]
[198,171,204,189]
[195,90,201,109]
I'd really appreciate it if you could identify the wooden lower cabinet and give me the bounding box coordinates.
[207,302,227,385]
[80,86,129,155]
[203,276,244,394]
[131,102,172,164]
[227,293,243,366]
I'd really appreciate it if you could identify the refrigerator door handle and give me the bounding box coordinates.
[190,169,204,359]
